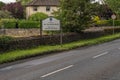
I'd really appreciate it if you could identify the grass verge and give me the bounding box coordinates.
[0,33,120,64]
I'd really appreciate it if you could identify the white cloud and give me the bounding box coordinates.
[0,0,16,3]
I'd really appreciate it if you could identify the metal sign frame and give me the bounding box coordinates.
[41,17,63,46]
[42,17,60,31]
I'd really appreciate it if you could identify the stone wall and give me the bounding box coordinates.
[1,27,120,53]
[0,33,82,53]
[0,29,40,37]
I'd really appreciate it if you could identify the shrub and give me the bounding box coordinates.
[0,11,13,19]
[1,19,16,28]
[0,36,13,43]
[95,20,120,26]
[108,20,120,26]
[96,20,109,26]
[18,20,40,28]
[1,19,40,29]
[28,12,48,21]
[0,36,14,50]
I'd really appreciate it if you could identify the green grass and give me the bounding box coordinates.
[0,33,120,64]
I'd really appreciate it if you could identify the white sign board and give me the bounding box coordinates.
[42,17,60,31]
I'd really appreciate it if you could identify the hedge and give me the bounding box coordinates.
[95,20,120,26]
[1,19,16,28]
[18,20,40,28]
[0,19,40,29]
[108,20,120,26]
[0,36,14,51]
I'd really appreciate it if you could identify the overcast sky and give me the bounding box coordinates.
[0,0,16,3]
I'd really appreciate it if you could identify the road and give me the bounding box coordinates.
[0,39,120,80]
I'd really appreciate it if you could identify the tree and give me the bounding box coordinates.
[28,12,48,21]
[104,0,120,18]
[16,0,32,5]
[57,0,95,32]
[2,2,24,19]
[0,10,12,19]
[0,1,5,10]
[92,3,113,19]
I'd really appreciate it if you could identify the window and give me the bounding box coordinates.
[33,7,37,11]
[46,6,51,11]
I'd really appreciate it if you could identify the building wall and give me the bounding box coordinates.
[26,6,58,19]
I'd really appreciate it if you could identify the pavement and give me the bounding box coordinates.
[0,39,120,80]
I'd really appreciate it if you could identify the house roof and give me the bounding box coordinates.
[26,0,60,6]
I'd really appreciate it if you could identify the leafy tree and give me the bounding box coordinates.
[0,1,5,10]
[104,0,120,13]
[57,0,95,32]
[104,0,120,18]
[28,12,48,21]
[0,10,13,19]
[16,0,32,5]
[92,3,113,19]
[2,2,24,19]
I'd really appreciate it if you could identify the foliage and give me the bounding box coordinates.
[1,33,120,63]
[1,19,16,28]
[0,10,13,19]
[108,20,120,26]
[93,16,100,22]
[57,0,98,33]
[0,1,5,10]
[104,0,120,19]
[16,0,32,5]
[0,36,14,52]
[18,20,40,28]
[95,20,120,26]
[2,2,24,19]
[1,19,40,28]
[93,3,113,19]
[28,12,48,21]
[104,0,120,13]
[95,20,108,26]
[0,36,13,43]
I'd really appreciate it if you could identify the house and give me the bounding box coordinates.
[26,0,59,19]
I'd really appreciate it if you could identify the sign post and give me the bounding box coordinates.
[111,14,116,34]
[42,17,62,46]
[40,20,42,37]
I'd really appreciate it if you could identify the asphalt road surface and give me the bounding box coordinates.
[1,39,120,80]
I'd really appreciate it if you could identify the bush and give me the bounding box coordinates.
[1,19,40,29]
[0,36,14,51]
[95,20,120,26]
[1,19,16,28]
[28,12,48,21]
[108,20,120,26]
[0,11,13,19]
[18,20,40,28]
[0,36,13,43]
[96,20,108,26]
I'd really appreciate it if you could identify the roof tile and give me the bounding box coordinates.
[27,0,59,6]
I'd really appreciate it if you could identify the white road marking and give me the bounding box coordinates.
[93,52,109,59]
[41,65,74,78]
